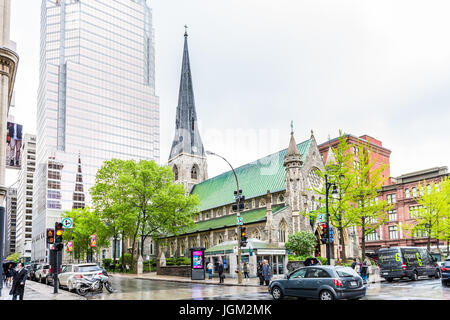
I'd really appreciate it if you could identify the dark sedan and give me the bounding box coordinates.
[268,266,366,300]
[441,260,450,286]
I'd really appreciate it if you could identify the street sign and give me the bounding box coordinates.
[233,246,238,254]
[237,217,243,225]
[62,217,73,229]
[317,213,326,223]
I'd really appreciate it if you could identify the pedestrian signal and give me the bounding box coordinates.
[46,228,55,244]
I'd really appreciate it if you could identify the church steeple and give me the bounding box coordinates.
[168,29,208,193]
[169,29,205,160]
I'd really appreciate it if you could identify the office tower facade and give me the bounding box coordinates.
[0,0,19,203]
[33,0,160,262]
[5,187,17,255]
[15,134,36,260]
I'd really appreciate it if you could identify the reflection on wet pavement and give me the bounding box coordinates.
[85,276,450,300]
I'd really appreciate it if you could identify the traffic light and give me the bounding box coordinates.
[232,190,245,212]
[240,227,248,247]
[320,223,328,244]
[55,222,64,247]
[46,228,55,244]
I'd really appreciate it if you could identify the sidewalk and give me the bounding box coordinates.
[0,281,86,300]
[111,271,285,287]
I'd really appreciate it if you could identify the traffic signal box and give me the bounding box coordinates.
[46,228,55,244]
[55,222,64,250]
[240,227,248,247]
[320,223,328,244]
[232,190,245,212]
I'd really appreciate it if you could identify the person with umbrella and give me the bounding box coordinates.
[9,263,28,300]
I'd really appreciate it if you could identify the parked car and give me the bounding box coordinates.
[378,247,441,282]
[29,263,42,281]
[25,265,32,279]
[46,264,66,286]
[58,263,105,292]
[268,266,366,300]
[441,260,450,286]
[34,264,50,284]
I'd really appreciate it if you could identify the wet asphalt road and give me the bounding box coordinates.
[83,275,450,300]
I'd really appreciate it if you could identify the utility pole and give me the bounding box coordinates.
[206,151,244,284]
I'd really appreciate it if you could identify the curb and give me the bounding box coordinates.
[132,276,264,287]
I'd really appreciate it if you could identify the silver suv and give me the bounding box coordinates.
[58,263,104,292]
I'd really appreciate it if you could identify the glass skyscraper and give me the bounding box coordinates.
[33,0,160,262]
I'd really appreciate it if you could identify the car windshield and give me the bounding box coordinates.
[443,261,450,267]
[77,265,101,273]
[336,267,359,278]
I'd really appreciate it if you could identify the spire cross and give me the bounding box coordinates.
[290,121,294,134]
[184,25,188,36]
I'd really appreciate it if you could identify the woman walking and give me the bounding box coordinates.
[262,259,271,286]
[257,261,264,285]
[6,264,14,287]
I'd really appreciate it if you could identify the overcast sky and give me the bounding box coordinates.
[6,0,450,185]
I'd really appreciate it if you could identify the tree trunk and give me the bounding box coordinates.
[339,226,346,261]
[121,231,125,270]
[361,222,366,262]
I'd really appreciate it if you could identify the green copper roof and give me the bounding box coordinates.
[191,139,311,211]
[173,204,287,236]
[205,239,286,255]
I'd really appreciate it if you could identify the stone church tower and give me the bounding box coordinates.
[283,128,304,234]
[168,30,207,193]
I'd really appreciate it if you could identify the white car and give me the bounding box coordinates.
[58,263,105,292]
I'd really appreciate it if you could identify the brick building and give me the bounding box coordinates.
[363,166,448,255]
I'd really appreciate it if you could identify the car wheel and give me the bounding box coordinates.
[386,278,393,282]
[319,290,335,301]
[410,271,418,281]
[441,280,447,286]
[271,286,283,300]
[45,277,49,285]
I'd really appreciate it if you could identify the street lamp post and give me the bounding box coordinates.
[325,174,338,265]
[206,151,243,284]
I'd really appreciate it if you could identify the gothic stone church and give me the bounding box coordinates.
[160,32,332,277]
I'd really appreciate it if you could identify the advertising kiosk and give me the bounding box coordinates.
[190,247,206,280]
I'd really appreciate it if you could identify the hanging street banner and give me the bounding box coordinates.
[67,241,73,252]
[90,234,97,247]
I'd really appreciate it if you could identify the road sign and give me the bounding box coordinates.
[233,246,238,254]
[237,217,243,225]
[62,217,73,229]
[317,213,326,223]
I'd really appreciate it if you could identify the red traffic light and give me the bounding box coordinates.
[47,228,55,244]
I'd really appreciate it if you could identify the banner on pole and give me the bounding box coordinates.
[67,241,73,252]
[90,235,97,247]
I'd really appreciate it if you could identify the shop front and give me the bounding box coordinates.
[205,239,288,278]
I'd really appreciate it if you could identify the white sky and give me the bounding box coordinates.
[6,0,450,186]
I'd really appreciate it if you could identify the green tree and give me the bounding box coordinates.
[285,231,317,256]
[90,159,199,270]
[404,179,449,252]
[313,131,357,261]
[6,252,21,263]
[62,207,110,263]
[347,141,392,261]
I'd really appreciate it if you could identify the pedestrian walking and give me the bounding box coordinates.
[207,260,214,280]
[257,261,264,285]
[6,263,14,287]
[262,259,271,286]
[351,258,357,270]
[217,259,225,284]
[361,259,370,283]
[243,262,249,281]
[9,263,27,300]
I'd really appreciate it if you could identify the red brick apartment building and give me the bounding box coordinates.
[319,135,448,257]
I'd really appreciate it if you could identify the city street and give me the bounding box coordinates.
[83,275,450,300]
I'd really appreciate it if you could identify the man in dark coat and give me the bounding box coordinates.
[10,263,27,300]
[257,261,264,285]
[217,259,224,284]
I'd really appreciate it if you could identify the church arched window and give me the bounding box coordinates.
[191,164,198,180]
[202,236,209,248]
[173,165,179,181]
[278,220,287,243]
[252,229,261,240]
